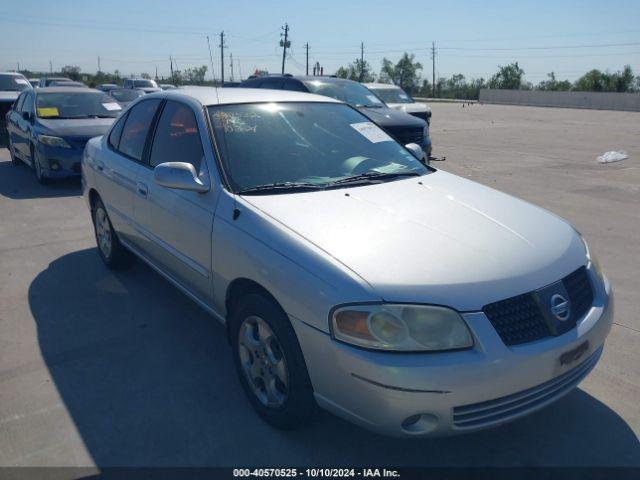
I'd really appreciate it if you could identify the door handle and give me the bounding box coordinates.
[137,182,149,197]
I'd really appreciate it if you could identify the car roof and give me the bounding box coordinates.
[36,87,101,93]
[364,82,401,90]
[149,87,342,106]
[0,71,25,76]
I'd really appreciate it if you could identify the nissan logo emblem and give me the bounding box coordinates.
[550,294,571,322]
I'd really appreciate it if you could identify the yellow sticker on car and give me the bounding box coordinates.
[37,107,59,117]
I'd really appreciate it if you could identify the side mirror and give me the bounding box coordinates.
[405,143,426,162]
[22,111,32,122]
[153,162,210,193]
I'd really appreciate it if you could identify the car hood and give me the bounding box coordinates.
[0,91,20,102]
[38,118,115,138]
[357,106,426,128]
[388,102,431,114]
[242,170,586,311]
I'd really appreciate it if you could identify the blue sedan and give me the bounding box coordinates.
[5,87,122,183]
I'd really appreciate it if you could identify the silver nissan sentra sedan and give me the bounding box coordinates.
[82,87,613,437]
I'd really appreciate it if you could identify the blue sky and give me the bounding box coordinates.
[1,0,639,83]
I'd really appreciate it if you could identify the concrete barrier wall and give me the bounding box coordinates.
[479,89,640,112]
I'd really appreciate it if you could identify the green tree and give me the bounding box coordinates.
[335,59,375,82]
[61,65,81,81]
[573,69,607,91]
[537,72,572,91]
[489,62,524,89]
[379,53,422,93]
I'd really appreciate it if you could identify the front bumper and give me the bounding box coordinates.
[36,142,83,178]
[292,269,613,437]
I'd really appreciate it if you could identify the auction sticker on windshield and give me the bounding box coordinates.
[37,107,59,117]
[350,122,393,143]
[366,94,382,104]
[102,102,122,111]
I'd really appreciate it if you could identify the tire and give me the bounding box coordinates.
[230,293,316,430]
[92,197,135,269]
[9,141,21,166]
[31,146,48,184]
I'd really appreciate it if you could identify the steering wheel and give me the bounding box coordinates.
[341,156,381,175]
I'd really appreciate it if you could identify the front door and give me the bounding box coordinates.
[133,100,215,302]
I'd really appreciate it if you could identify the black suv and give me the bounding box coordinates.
[240,75,431,156]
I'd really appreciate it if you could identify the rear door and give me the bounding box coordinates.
[96,98,161,244]
[133,99,215,301]
[14,91,34,159]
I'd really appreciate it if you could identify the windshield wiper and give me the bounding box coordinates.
[237,182,325,195]
[355,103,383,108]
[330,170,421,186]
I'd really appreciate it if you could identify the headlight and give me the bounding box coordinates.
[38,135,71,148]
[579,234,604,281]
[331,304,473,351]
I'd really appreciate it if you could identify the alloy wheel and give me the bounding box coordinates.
[95,207,113,259]
[238,315,289,408]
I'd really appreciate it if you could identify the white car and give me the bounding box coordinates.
[365,83,431,124]
[83,87,612,437]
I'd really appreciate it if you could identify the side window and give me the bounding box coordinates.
[23,93,34,116]
[108,111,129,150]
[284,80,306,92]
[14,93,26,112]
[118,99,161,161]
[264,79,284,89]
[149,101,203,169]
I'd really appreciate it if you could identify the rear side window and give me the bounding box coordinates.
[118,99,161,161]
[108,112,129,149]
[23,93,34,116]
[14,93,26,112]
[149,101,203,169]
[284,80,306,92]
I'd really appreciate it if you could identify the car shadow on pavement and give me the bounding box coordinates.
[29,248,640,467]
[0,158,81,200]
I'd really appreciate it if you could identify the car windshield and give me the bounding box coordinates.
[110,89,144,102]
[0,74,31,92]
[372,87,414,104]
[133,79,157,88]
[209,102,428,193]
[36,92,122,119]
[302,80,385,108]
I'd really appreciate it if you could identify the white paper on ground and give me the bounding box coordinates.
[350,122,393,143]
[597,150,629,164]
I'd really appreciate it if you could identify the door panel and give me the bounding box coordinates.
[132,100,215,301]
[98,99,161,243]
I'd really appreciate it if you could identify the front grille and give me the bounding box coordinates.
[483,266,593,346]
[385,126,423,145]
[67,137,90,150]
[409,111,429,123]
[453,347,601,429]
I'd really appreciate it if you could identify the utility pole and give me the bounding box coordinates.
[305,42,309,75]
[170,56,174,84]
[229,52,234,82]
[359,42,364,82]
[17,62,20,72]
[49,60,53,74]
[98,56,101,72]
[430,41,436,97]
[280,23,290,75]
[155,65,158,80]
[219,31,225,84]
[206,35,216,83]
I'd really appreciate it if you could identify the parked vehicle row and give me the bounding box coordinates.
[6,87,121,182]
[73,87,612,437]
